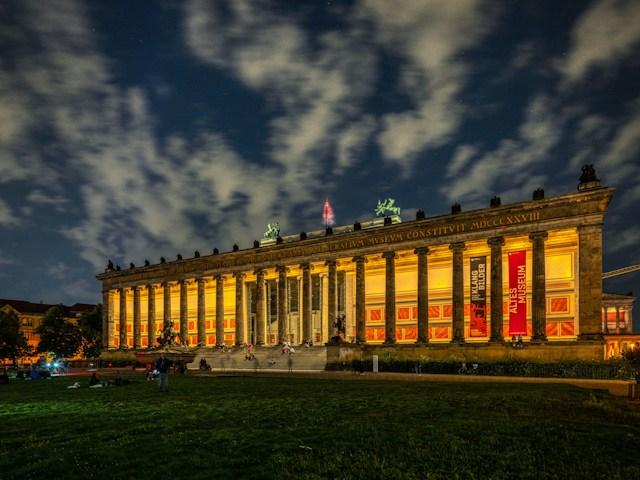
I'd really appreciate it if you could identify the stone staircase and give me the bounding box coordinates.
[189,346,327,373]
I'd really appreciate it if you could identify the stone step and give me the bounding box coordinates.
[190,346,327,372]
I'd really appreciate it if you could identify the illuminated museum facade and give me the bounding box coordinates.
[98,173,616,359]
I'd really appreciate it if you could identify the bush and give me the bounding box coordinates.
[331,358,634,380]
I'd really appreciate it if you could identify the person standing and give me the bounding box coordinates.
[155,354,172,392]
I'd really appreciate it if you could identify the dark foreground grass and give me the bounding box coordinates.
[1,375,639,480]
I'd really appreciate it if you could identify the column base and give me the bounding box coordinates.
[578,333,604,342]
[489,336,504,343]
[450,338,465,345]
[530,334,548,344]
[383,339,397,345]
[415,339,429,346]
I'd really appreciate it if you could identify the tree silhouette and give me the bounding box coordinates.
[0,310,32,363]
[36,306,82,359]
[78,305,103,358]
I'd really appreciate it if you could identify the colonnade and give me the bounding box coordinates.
[103,232,554,349]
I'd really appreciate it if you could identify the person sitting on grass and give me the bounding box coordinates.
[89,372,101,387]
[29,365,41,380]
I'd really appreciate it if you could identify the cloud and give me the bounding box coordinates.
[358,0,496,171]
[598,103,640,184]
[185,0,377,204]
[0,198,19,226]
[606,226,640,254]
[446,145,477,178]
[561,0,640,84]
[0,248,15,266]
[47,262,72,281]
[2,0,328,270]
[441,95,561,205]
[335,116,377,175]
[27,190,69,207]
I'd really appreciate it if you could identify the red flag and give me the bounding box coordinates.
[323,198,335,227]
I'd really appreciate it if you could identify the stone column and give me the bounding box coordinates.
[102,289,113,348]
[578,224,604,340]
[383,251,397,344]
[301,263,312,344]
[215,274,225,346]
[234,273,246,345]
[326,260,338,339]
[197,278,206,346]
[179,280,188,345]
[255,269,266,345]
[615,306,621,334]
[119,287,127,348]
[133,286,141,349]
[488,236,505,343]
[530,231,548,342]
[276,265,289,344]
[147,284,156,348]
[163,281,171,329]
[415,247,429,344]
[450,242,465,344]
[354,256,367,343]
[321,274,329,343]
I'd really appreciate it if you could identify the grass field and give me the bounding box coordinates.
[1,374,639,479]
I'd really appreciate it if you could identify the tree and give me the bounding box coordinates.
[36,306,82,359]
[0,310,32,364]
[78,304,103,358]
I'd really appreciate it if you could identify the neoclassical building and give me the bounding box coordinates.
[98,168,619,361]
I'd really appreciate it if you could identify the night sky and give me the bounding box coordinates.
[1,0,639,326]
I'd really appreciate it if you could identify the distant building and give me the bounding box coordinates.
[602,292,637,358]
[0,299,96,361]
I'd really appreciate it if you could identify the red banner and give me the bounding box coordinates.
[508,250,527,335]
[470,256,487,337]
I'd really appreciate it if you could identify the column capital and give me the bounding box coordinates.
[300,262,312,271]
[382,251,397,260]
[487,236,505,247]
[449,241,466,252]
[232,271,246,279]
[275,264,289,274]
[352,255,368,264]
[214,273,226,281]
[325,259,337,267]
[414,246,430,256]
[528,231,548,241]
[254,268,265,277]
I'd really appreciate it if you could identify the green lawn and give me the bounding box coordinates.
[1,374,639,480]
